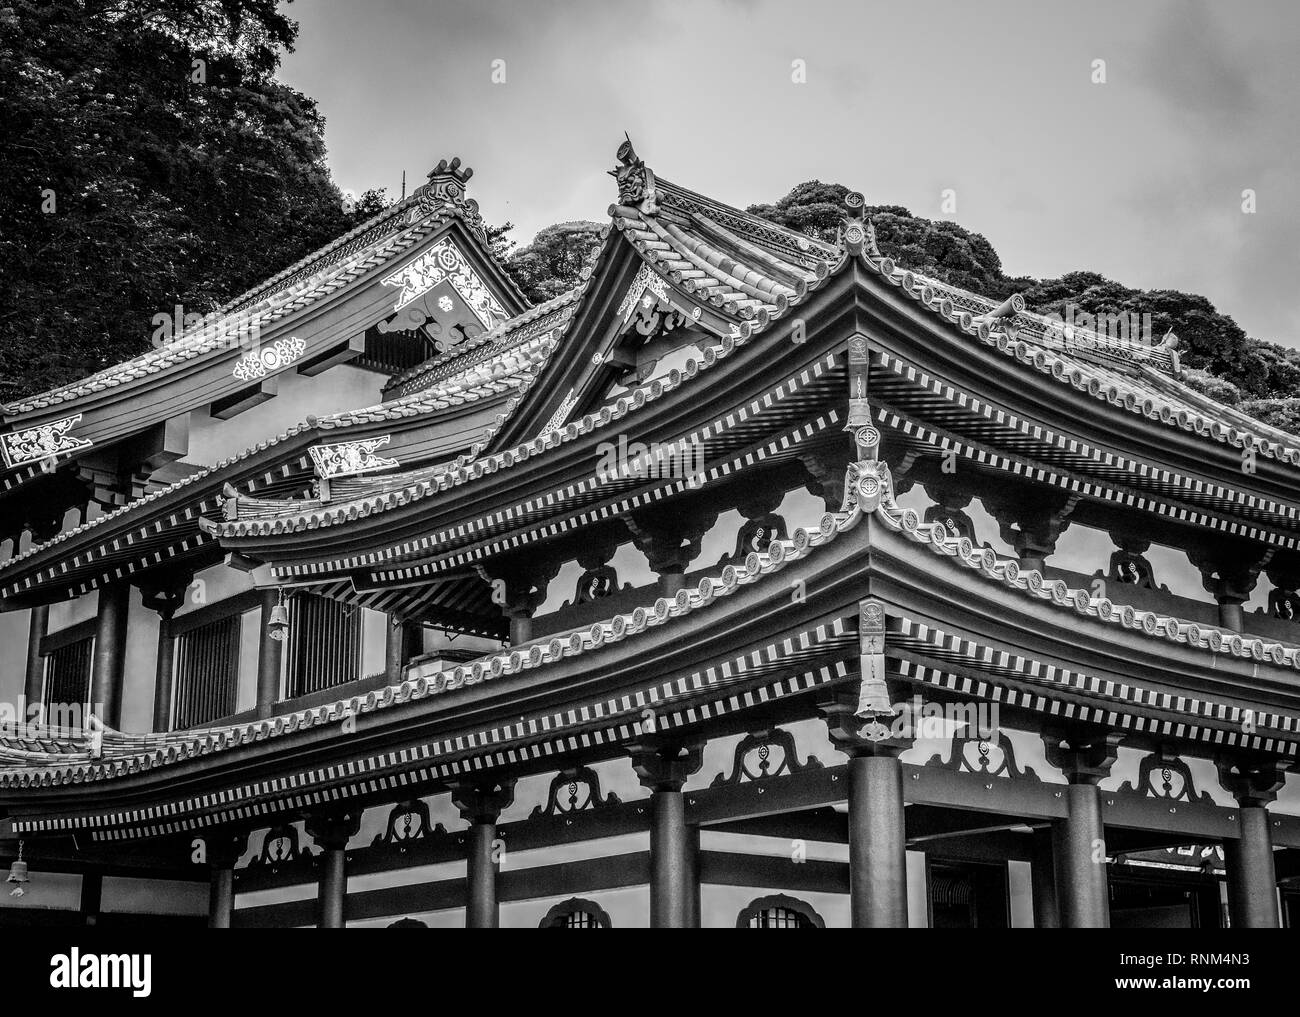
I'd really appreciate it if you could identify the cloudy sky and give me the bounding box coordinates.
[279,0,1300,346]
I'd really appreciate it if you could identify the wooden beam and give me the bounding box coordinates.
[234,851,652,927]
[210,376,277,420]
[296,334,366,377]
[234,800,653,893]
[699,851,848,894]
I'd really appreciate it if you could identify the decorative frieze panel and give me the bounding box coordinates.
[0,414,93,469]
[382,238,508,329]
[249,824,313,870]
[926,732,1040,782]
[1270,588,1300,621]
[530,766,620,818]
[1117,749,1213,804]
[1267,569,1300,621]
[710,728,823,786]
[539,387,579,436]
[1109,534,1155,589]
[232,336,306,381]
[617,263,669,323]
[308,435,400,480]
[574,565,618,604]
[731,512,788,560]
[371,799,447,846]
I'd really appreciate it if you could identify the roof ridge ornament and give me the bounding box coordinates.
[416,156,474,204]
[410,155,486,240]
[1159,330,1182,374]
[840,191,880,260]
[609,134,658,214]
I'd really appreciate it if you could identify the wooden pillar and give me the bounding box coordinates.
[486,561,559,648]
[1043,728,1119,929]
[1030,826,1060,929]
[630,742,703,928]
[452,779,516,929]
[385,617,422,680]
[90,582,130,727]
[1190,554,1264,634]
[205,832,248,929]
[256,589,284,718]
[846,752,909,927]
[306,812,360,929]
[1218,759,1283,928]
[23,604,48,706]
[465,823,499,927]
[627,506,719,600]
[140,577,188,733]
[1052,783,1109,928]
[506,612,531,646]
[1225,807,1279,927]
[80,872,102,926]
[153,620,176,732]
[819,611,912,929]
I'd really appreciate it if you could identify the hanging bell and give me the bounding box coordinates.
[8,841,29,894]
[267,601,290,642]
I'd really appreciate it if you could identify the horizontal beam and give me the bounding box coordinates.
[234,851,652,927]
[296,334,366,377]
[234,850,853,927]
[234,800,652,893]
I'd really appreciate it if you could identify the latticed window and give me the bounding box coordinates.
[172,614,241,728]
[286,593,363,698]
[539,898,611,928]
[43,636,93,713]
[748,905,809,928]
[737,895,824,929]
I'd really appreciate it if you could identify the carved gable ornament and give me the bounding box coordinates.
[308,435,400,480]
[382,238,508,330]
[1,414,93,469]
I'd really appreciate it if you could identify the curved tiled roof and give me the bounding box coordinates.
[858,249,1300,468]
[0,331,555,576]
[1,172,529,420]
[212,247,842,540]
[213,185,846,539]
[6,432,1300,786]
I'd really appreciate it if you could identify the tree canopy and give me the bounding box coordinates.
[4,13,1295,439]
[500,221,605,304]
[0,0,378,402]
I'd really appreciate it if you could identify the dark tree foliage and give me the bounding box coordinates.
[503,221,605,304]
[746,181,1014,297]
[0,0,376,402]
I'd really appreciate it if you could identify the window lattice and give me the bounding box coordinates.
[43,637,93,712]
[286,594,363,698]
[748,906,810,929]
[172,614,241,729]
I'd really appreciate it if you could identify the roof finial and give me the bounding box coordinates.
[408,155,484,238]
[840,191,879,260]
[419,156,474,202]
[608,133,658,214]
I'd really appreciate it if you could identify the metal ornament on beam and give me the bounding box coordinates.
[856,597,894,721]
[846,332,871,429]
[308,435,400,480]
[0,413,93,469]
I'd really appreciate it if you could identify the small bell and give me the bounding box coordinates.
[267,591,290,642]
[8,841,29,897]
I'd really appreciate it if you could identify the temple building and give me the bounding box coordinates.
[2,143,1300,928]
